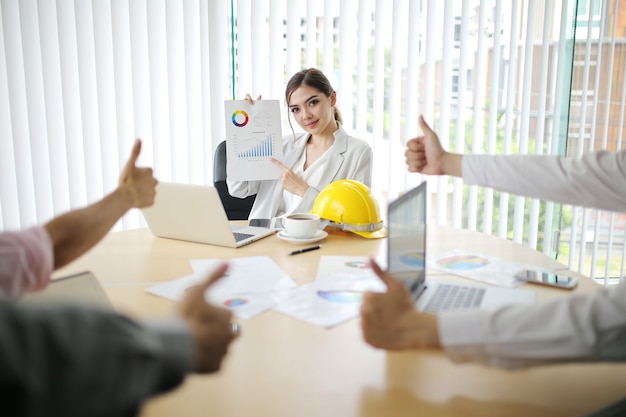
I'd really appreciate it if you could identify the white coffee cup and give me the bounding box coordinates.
[283,213,320,239]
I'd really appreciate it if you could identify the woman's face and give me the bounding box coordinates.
[288,84,337,136]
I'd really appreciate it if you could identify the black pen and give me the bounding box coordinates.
[288,245,321,256]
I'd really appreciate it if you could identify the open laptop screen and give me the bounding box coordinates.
[387,182,427,298]
[142,182,275,248]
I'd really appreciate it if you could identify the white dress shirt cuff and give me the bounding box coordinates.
[438,310,491,364]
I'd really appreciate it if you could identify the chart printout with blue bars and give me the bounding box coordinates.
[224,100,284,181]
[236,135,274,159]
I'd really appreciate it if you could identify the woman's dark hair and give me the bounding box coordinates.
[285,68,343,125]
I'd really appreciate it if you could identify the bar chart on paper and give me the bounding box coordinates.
[235,134,276,159]
[224,99,284,181]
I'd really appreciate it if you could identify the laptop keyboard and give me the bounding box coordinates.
[424,284,486,312]
[233,232,254,242]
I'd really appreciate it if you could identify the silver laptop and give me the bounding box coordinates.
[142,182,275,248]
[388,182,535,312]
[21,271,113,309]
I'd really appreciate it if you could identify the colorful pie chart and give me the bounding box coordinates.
[436,254,489,270]
[344,261,369,269]
[317,290,364,303]
[224,297,249,307]
[231,110,249,127]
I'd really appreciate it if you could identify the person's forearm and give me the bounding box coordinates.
[226,178,260,199]
[410,312,442,349]
[441,153,463,177]
[44,187,134,269]
[462,151,626,212]
[439,281,626,369]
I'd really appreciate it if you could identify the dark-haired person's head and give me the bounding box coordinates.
[285,68,342,137]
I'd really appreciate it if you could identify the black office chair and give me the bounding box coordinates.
[213,140,256,220]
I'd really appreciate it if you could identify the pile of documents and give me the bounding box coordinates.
[146,255,385,327]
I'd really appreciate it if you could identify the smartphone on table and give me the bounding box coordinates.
[514,269,578,289]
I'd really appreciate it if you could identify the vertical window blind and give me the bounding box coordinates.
[1,0,625,283]
[0,0,229,232]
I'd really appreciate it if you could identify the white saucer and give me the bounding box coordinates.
[277,230,328,245]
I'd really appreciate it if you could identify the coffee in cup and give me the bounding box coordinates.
[283,213,320,239]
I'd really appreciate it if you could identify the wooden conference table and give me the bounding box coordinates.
[54,224,626,417]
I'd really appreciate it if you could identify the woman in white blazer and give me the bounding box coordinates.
[226,68,373,221]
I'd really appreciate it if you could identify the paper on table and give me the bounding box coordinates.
[315,255,386,292]
[206,292,277,320]
[272,282,365,328]
[271,256,386,328]
[146,256,296,319]
[224,99,284,181]
[189,256,296,295]
[427,249,530,287]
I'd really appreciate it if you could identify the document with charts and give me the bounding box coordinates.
[272,256,386,328]
[427,249,530,287]
[146,256,296,319]
[224,99,284,181]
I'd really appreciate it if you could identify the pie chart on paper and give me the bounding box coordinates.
[224,297,249,307]
[344,261,369,269]
[436,254,489,270]
[317,290,364,303]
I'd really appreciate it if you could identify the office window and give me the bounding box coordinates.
[223,0,626,284]
[1,0,625,283]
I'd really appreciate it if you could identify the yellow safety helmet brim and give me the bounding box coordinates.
[350,225,388,239]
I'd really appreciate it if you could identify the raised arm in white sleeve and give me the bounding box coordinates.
[438,150,626,369]
[463,150,626,212]
[439,281,626,369]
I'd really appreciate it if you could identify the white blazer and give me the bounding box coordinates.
[227,125,373,220]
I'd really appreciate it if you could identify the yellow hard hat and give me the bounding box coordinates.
[311,180,387,239]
